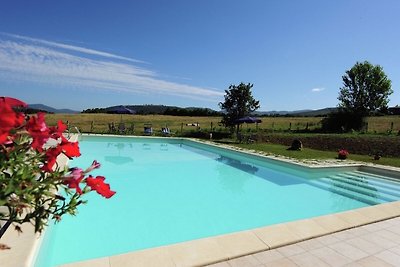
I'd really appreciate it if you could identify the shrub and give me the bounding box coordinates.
[321,110,365,133]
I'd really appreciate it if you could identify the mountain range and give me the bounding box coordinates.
[254,108,338,117]
[28,103,338,116]
[28,104,79,114]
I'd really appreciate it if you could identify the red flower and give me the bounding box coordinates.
[60,136,81,158]
[86,176,115,198]
[1,97,27,108]
[338,149,349,160]
[41,137,80,172]
[49,120,67,140]
[0,97,26,144]
[26,113,50,151]
[64,168,84,194]
[42,146,62,172]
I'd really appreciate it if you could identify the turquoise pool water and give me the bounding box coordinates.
[34,136,400,266]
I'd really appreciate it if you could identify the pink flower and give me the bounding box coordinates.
[85,160,101,173]
[64,168,84,194]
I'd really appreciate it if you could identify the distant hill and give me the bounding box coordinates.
[28,104,79,114]
[27,103,339,117]
[291,108,338,116]
[255,107,338,117]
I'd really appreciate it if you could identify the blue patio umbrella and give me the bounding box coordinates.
[235,116,262,124]
[107,106,135,123]
[107,106,135,114]
[235,116,262,131]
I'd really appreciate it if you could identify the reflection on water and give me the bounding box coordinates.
[142,143,151,150]
[216,156,258,174]
[160,143,168,151]
[107,142,133,149]
[216,155,305,187]
[104,155,134,165]
[215,156,257,193]
[104,142,134,165]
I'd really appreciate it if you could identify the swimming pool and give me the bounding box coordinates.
[34,136,400,267]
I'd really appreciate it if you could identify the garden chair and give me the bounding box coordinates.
[247,134,257,144]
[144,124,153,135]
[108,122,116,133]
[161,127,171,136]
[237,132,245,143]
[127,123,135,134]
[118,123,126,134]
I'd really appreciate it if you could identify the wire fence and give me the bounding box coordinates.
[44,114,400,136]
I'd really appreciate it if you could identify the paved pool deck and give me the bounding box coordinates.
[207,216,400,267]
[1,136,400,267]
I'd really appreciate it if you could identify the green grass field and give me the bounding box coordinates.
[44,113,400,168]
[45,114,222,134]
[45,113,400,135]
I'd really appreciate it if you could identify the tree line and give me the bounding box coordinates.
[82,106,222,116]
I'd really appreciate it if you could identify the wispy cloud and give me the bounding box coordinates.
[1,32,146,63]
[0,33,223,102]
[311,87,325,92]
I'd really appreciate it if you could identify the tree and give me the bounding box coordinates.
[338,61,393,116]
[219,83,260,134]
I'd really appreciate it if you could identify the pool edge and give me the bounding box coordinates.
[55,136,400,267]
[0,134,79,267]
[57,201,400,267]
[3,134,400,267]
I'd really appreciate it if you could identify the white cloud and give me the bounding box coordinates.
[0,34,224,102]
[1,32,146,63]
[311,87,325,92]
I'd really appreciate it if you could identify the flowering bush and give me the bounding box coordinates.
[0,97,115,242]
[338,149,349,160]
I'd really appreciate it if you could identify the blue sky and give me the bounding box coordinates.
[0,0,399,111]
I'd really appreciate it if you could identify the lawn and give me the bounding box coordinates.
[234,142,400,168]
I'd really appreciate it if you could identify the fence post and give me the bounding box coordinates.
[210,122,213,131]
[305,122,309,131]
[390,122,394,133]
[289,122,291,131]
[90,121,94,133]
[365,122,368,133]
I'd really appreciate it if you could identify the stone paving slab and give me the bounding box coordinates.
[207,217,400,267]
